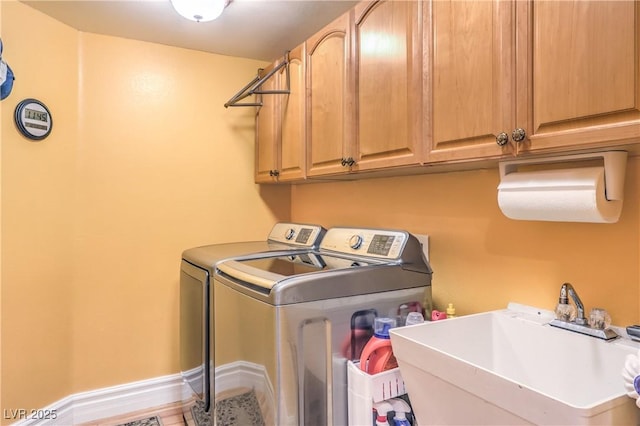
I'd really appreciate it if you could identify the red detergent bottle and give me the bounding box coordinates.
[359,317,397,374]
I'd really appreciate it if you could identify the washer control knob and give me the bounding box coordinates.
[285,228,296,240]
[349,234,364,250]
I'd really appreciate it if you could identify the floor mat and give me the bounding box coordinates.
[215,389,265,426]
[191,399,211,426]
[116,416,162,426]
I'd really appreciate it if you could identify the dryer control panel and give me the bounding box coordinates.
[320,227,409,260]
[267,223,326,247]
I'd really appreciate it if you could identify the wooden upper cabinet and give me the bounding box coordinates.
[353,0,423,171]
[255,62,279,183]
[517,0,640,153]
[255,47,306,183]
[278,44,306,181]
[425,0,517,162]
[306,12,354,177]
[425,0,639,162]
[258,0,639,184]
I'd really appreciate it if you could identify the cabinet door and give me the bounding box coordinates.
[306,12,354,176]
[354,0,423,171]
[278,44,306,181]
[255,63,279,183]
[518,0,640,153]
[425,0,516,162]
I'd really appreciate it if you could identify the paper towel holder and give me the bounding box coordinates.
[499,151,628,201]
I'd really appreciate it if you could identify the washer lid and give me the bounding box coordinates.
[216,252,384,291]
[214,227,432,304]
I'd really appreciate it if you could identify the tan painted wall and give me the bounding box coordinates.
[1,1,290,417]
[292,157,640,325]
[1,0,78,414]
[1,0,4,412]
[71,32,289,394]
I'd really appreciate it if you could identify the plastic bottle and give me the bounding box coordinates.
[359,317,397,374]
[388,398,412,426]
[446,303,457,319]
[373,401,393,426]
[405,311,424,326]
[431,310,447,321]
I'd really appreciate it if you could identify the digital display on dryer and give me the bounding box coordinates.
[367,235,395,256]
[295,228,313,244]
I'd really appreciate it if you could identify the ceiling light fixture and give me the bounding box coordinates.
[170,0,228,22]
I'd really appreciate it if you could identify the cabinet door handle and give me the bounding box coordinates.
[512,128,526,143]
[269,170,280,177]
[496,132,509,146]
[341,157,356,167]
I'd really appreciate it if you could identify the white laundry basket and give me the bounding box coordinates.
[347,360,407,426]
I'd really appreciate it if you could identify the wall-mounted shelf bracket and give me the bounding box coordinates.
[224,51,291,108]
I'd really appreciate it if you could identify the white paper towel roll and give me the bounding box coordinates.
[497,166,622,223]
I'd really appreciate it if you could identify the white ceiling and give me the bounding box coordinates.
[21,0,357,62]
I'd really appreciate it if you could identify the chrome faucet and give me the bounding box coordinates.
[559,282,586,325]
[549,282,618,340]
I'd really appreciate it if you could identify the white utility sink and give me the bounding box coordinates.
[390,303,640,425]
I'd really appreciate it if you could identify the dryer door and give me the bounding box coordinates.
[180,260,210,413]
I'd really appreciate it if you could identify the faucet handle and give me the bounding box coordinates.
[554,302,576,322]
[588,308,611,330]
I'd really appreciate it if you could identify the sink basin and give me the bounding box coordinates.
[390,303,640,425]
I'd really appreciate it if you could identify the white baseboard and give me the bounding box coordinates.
[11,373,184,426]
[215,361,276,424]
[215,360,274,400]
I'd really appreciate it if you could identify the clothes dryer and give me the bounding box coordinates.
[180,223,326,424]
